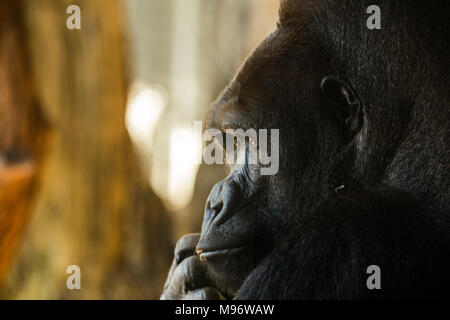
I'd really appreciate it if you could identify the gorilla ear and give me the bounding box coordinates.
[320,76,362,139]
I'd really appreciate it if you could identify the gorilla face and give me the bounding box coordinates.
[195,0,364,297]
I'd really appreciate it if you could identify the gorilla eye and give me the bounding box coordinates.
[211,132,239,155]
[248,137,257,146]
[225,133,239,151]
[214,131,257,165]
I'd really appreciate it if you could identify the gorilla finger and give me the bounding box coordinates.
[182,287,226,300]
[161,255,207,299]
[162,258,179,293]
[175,233,201,264]
[172,255,213,296]
[163,234,201,294]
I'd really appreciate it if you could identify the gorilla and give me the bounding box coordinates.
[161,0,450,299]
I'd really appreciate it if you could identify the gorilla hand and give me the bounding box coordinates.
[160,233,225,300]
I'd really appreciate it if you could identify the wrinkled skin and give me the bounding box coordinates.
[161,0,450,299]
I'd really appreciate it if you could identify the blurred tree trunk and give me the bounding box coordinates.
[1,0,172,299]
[0,1,50,287]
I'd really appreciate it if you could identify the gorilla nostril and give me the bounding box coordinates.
[200,179,244,239]
[214,180,242,226]
[210,199,223,212]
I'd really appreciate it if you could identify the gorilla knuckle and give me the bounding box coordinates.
[174,233,200,264]
[176,255,203,292]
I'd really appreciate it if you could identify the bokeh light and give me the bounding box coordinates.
[126,83,167,153]
[167,127,202,210]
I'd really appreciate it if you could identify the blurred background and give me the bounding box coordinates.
[0,0,278,299]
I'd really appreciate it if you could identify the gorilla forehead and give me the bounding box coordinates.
[207,33,323,133]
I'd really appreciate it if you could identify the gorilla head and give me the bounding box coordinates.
[162,0,449,299]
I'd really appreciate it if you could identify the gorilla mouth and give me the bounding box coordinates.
[196,245,250,262]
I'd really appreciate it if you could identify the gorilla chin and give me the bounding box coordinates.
[196,245,259,298]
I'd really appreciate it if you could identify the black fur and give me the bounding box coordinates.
[162,0,450,299]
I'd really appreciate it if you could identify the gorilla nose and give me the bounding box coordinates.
[199,179,243,246]
[208,179,242,226]
[209,188,224,214]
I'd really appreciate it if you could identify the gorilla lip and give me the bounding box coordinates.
[196,245,249,261]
